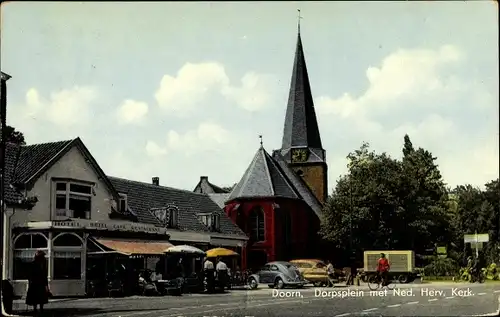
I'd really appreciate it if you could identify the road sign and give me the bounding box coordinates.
[470,242,484,250]
[464,233,489,243]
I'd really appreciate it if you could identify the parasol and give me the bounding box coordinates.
[206,247,239,257]
[165,245,206,255]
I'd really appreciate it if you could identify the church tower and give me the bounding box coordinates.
[280,21,328,204]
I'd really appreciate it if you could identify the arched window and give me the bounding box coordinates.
[13,233,48,280]
[249,207,265,242]
[52,233,83,280]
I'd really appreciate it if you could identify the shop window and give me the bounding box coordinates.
[52,233,83,280]
[53,233,82,247]
[54,180,93,219]
[53,251,82,280]
[13,233,48,280]
[249,207,265,242]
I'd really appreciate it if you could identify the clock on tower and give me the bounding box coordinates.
[291,149,309,163]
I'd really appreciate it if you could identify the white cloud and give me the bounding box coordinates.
[154,62,276,115]
[116,99,149,124]
[221,72,276,112]
[318,45,498,189]
[145,140,167,158]
[166,122,231,156]
[316,45,464,117]
[23,86,97,126]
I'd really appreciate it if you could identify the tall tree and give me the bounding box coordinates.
[0,125,26,145]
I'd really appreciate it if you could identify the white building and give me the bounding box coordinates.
[3,138,247,297]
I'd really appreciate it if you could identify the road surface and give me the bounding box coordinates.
[11,282,500,316]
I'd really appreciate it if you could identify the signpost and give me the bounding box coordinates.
[464,233,489,259]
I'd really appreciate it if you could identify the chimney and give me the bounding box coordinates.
[152,177,159,186]
[200,176,208,182]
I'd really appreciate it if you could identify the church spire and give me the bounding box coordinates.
[281,16,324,156]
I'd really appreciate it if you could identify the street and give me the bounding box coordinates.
[12,283,500,316]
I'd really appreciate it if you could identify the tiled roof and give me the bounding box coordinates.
[272,150,323,218]
[208,193,231,208]
[193,176,229,194]
[3,143,23,204]
[281,32,324,157]
[109,177,246,237]
[228,146,300,201]
[15,140,73,183]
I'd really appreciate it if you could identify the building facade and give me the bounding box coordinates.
[3,138,247,297]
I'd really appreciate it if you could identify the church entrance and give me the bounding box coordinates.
[247,250,267,271]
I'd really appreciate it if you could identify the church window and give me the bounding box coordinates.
[249,207,265,242]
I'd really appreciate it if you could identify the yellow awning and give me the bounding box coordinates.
[206,248,239,257]
[94,238,174,255]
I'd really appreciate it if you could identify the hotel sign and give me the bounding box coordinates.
[14,220,169,235]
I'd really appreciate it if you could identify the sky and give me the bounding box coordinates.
[1,2,498,192]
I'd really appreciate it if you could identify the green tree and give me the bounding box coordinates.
[0,125,26,145]
[320,136,452,265]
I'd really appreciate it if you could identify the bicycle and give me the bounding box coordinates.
[367,273,396,291]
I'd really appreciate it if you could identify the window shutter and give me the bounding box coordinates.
[214,214,220,232]
[170,208,178,228]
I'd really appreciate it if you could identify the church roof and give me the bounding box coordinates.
[228,146,301,201]
[272,151,323,218]
[281,31,323,153]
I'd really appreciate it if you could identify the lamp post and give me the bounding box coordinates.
[0,71,12,284]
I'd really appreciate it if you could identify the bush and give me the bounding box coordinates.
[423,257,460,277]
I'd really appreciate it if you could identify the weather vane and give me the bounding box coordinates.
[297,9,303,33]
[259,135,263,147]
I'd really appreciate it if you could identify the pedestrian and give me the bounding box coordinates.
[216,257,228,290]
[26,250,50,315]
[204,258,215,293]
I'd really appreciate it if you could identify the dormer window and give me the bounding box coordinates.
[197,213,220,232]
[118,193,128,213]
[151,205,179,228]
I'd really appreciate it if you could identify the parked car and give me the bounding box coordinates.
[291,259,345,286]
[290,259,329,286]
[247,261,306,289]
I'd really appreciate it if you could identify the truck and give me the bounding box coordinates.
[363,250,416,283]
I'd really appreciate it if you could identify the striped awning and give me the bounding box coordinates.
[93,238,174,255]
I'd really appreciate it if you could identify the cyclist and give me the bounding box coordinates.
[377,253,390,286]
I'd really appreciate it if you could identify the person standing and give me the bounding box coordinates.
[216,257,228,290]
[204,258,215,293]
[26,250,49,314]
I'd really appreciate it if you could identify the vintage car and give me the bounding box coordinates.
[247,261,306,289]
[290,259,330,286]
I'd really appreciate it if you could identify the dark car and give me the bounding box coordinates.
[247,261,306,289]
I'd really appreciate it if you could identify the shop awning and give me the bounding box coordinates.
[93,238,174,255]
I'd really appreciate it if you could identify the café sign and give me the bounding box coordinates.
[50,220,168,234]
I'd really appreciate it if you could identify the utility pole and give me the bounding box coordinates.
[1,72,11,285]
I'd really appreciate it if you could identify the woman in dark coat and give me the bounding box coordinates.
[26,250,49,314]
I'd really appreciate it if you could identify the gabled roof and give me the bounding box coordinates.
[272,150,323,218]
[3,138,125,218]
[228,146,301,201]
[281,31,323,155]
[109,177,246,237]
[193,176,229,194]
